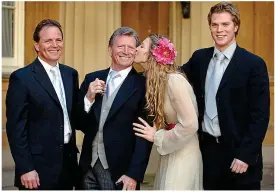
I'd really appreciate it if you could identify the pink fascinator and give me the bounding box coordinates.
[151,38,177,65]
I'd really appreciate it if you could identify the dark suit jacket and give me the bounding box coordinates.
[181,45,270,183]
[6,58,79,189]
[77,67,152,186]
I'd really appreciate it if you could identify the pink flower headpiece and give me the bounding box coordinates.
[151,38,177,65]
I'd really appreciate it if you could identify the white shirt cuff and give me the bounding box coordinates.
[84,96,94,113]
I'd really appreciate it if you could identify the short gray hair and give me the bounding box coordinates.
[108,26,140,47]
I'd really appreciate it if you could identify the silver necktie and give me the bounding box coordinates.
[106,71,120,98]
[205,52,225,119]
[50,66,71,142]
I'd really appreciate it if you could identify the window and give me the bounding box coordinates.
[2,1,24,76]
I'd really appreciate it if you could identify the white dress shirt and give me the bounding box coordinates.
[39,57,72,143]
[202,42,237,137]
[84,66,133,112]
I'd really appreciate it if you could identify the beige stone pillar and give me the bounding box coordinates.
[169,2,216,64]
[59,2,121,145]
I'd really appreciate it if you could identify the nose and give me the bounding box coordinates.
[51,40,58,47]
[217,25,223,32]
[123,46,129,54]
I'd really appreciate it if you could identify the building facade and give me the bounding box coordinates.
[2,1,274,175]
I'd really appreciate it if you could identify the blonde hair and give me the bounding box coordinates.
[144,34,184,129]
[207,2,240,36]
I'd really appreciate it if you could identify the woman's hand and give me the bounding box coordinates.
[133,117,157,142]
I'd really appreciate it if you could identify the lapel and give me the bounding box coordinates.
[32,58,62,108]
[218,46,241,91]
[105,68,138,122]
[59,64,73,115]
[200,47,214,94]
[93,68,109,122]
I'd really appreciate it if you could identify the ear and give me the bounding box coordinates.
[234,25,238,33]
[33,42,39,52]
[108,46,112,57]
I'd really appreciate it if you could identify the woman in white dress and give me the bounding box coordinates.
[133,34,203,190]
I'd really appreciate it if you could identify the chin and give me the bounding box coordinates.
[50,57,60,62]
[121,63,133,68]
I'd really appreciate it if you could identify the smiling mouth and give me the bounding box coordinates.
[119,56,132,60]
[48,50,59,53]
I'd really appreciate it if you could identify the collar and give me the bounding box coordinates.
[38,57,59,73]
[108,66,132,79]
[213,41,237,60]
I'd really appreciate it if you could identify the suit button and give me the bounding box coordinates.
[60,144,63,148]
[60,125,63,129]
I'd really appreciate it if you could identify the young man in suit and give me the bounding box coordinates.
[6,19,79,190]
[181,2,270,190]
[77,27,152,190]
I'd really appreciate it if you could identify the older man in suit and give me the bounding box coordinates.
[181,2,270,190]
[77,27,152,190]
[6,19,79,190]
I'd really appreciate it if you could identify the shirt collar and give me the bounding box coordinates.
[38,57,59,73]
[108,66,132,80]
[213,41,237,60]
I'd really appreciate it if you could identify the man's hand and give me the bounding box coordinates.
[116,175,137,190]
[230,158,249,174]
[86,78,106,102]
[20,170,40,189]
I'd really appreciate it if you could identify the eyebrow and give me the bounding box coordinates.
[212,21,231,24]
[43,37,62,40]
[117,44,135,49]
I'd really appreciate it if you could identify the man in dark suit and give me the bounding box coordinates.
[6,19,79,190]
[180,2,270,190]
[77,27,152,190]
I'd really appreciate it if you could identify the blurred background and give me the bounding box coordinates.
[2,1,274,189]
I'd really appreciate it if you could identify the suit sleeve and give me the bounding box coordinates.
[6,73,35,176]
[71,69,80,129]
[153,75,199,155]
[74,70,79,99]
[179,50,198,84]
[126,83,153,182]
[75,74,92,134]
[236,57,270,165]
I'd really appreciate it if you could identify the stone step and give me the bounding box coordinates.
[2,146,274,190]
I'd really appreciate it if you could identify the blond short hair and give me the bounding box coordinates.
[208,2,240,35]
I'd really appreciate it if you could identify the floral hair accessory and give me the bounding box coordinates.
[151,38,177,65]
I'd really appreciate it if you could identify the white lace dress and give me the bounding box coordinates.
[153,73,203,190]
